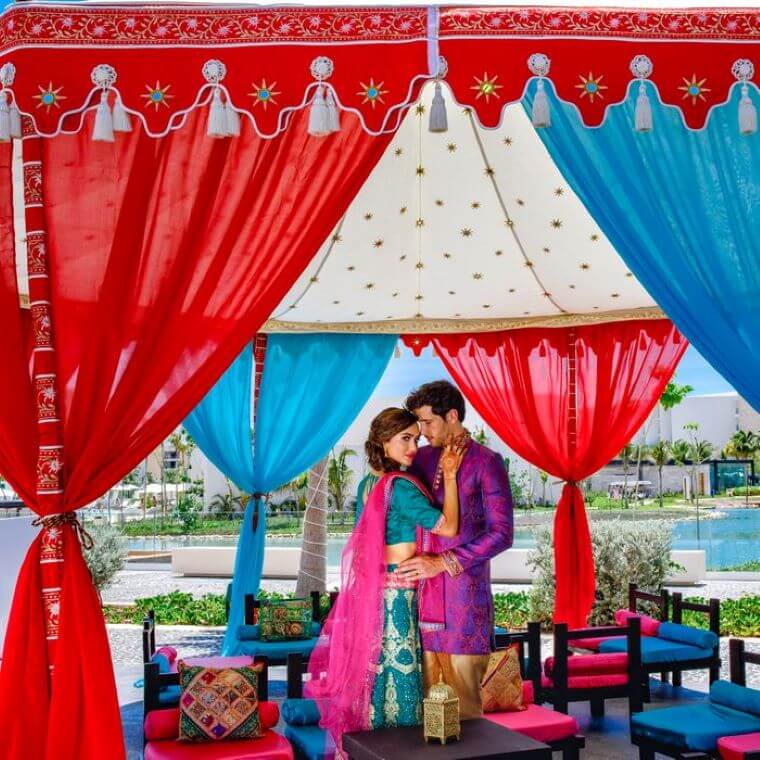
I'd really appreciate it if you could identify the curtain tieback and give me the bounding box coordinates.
[32,511,94,550]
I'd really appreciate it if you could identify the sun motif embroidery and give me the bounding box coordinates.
[142,81,173,111]
[358,78,388,108]
[471,73,502,102]
[575,73,608,102]
[678,75,711,105]
[34,82,66,112]
[249,80,280,109]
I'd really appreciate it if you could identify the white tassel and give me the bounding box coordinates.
[9,98,20,138]
[225,100,240,137]
[429,81,448,133]
[0,91,10,143]
[532,78,551,128]
[324,87,340,134]
[112,95,132,133]
[634,81,653,133]
[739,83,757,136]
[207,87,227,138]
[92,90,114,143]
[308,84,331,137]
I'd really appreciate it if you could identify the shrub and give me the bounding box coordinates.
[83,524,127,597]
[528,519,673,626]
[173,492,203,532]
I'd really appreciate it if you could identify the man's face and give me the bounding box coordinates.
[412,405,449,448]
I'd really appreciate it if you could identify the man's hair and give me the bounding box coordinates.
[405,380,466,422]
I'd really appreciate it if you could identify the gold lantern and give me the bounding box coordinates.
[423,676,460,744]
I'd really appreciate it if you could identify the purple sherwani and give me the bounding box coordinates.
[410,441,514,655]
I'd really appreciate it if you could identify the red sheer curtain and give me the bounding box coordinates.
[405,320,686,628]
[0,109,395,760]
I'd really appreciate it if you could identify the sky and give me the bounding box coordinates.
[373,342,735,399]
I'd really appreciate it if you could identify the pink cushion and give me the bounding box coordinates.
[719,732,760,760]
[145,730,293,760]
[522,680,535,705]
[614,609,661,636]
[145,704,280,742]
[169,655,254,673]
[542,673,629,690]
[571,636,619,651]
[156,646,178,665]
[544,653,628,677]
[486,704,579,743]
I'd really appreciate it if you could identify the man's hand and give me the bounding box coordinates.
[395,553,446,581]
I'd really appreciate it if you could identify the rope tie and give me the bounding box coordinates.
[32,511,94,550]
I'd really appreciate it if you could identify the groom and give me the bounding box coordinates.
[397,380,513,719]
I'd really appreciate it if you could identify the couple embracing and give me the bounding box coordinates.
[307,381,514,754]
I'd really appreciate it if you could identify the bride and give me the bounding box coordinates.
[307,407,462,754]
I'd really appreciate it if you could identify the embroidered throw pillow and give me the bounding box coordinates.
[258,598,312,641]
[481,645,526,713]
[178,661,263,742]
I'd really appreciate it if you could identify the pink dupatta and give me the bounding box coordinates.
[305,471,445,751]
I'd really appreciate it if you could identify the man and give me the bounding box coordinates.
[397,380,513,719]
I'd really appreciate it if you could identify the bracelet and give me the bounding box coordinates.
[441,550,464,578]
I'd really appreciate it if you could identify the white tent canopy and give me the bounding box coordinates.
[267,82,659,333]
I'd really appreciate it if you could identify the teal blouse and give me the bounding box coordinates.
[355,473,442,544]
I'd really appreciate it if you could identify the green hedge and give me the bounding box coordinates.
[104,588,760,638]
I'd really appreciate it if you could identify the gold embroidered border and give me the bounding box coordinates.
[263,306,666,334]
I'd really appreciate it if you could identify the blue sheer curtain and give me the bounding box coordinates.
[524,82,760,411]
[186,333,397,655]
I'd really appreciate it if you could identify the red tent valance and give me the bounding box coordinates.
[0,5,756,138]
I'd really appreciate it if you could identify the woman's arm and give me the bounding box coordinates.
[431,440,464,537]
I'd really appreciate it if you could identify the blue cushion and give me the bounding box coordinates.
[631,703,760,751]
[235,636,319,662]
[282,698,322,727]
[711,680,760,718]
[284,724,335,760]
[149,652,171,674]
[599,635,713,664]
[237,622,321,642]
[157,684,181,707]
[659,622,719,650]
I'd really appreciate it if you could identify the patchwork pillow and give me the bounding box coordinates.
[481,645,526,713]
[259,598,312,641]
[177,661,263,742]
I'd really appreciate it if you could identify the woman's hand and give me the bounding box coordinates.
[440,436,465,480]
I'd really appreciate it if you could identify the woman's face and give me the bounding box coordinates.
[383,423,420,468]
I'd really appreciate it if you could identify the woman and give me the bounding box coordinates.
[307,408,462,754]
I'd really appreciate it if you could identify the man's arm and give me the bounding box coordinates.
[442,452,513,575]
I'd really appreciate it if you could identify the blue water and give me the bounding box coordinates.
[127,508,760,571]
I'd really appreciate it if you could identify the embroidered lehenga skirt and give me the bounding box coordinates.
[368,566,423,729]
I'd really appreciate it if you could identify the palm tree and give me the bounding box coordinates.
[670,439,691,501]
[726,430,760,505]
[619,444,635,508]
[658,381,694,439]
[684,422,713,545]
[538,470,549,506]
[296,457,329,597]
[648,440,670,508]
[327,448,357,524]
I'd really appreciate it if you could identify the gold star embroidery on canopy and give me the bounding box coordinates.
[364,212,373,220]
[142,81,173,110]
[461,228,473,237]
[394,148,403,157]
[590,233,600,242]
[365,282,375,290]
[503,137,513,146]
[551,219,562,229]
[249,80,280,109]
[484,166,495,177]
[495,250,504,257]
[331,233,342,243]
[373,239,384,248]
[415,218,425,227]
[472,272,483,280]
[309,276,319,283]
[471,73,503,102]
[435,199,445,207]
[575,72,608,102]
[471,202,481,209]
[358,78,388,108]
[443,252,452,259]
[447,143,457,152]
[34,82,66,112]
[415,103,426,116]
[542,247,551,254]
[580,263,590,270]
[415,262,424,270]
[554,188,564,197]
[679,75,711,105]
[416,165,425,177]
[399,206,407,214]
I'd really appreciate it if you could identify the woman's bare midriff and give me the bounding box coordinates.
[385,541,417,565]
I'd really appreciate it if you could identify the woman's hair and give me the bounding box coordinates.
[365,407,418,472]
